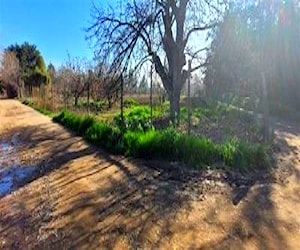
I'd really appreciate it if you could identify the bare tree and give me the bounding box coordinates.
[87,0,227,123]
[65,57,90,107]
[101,73,121,109]
[0,51,21,98]
[56,66,73,108]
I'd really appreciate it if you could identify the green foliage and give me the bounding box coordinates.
[176,134,218,166]
[124,129,178,159]
[6,42,50,87]
[124,98,138,108]
[85,122,123,153]
[53,110,95,134]
[218,139,270,171]
[114,106,153,132]
[52,111,270,171]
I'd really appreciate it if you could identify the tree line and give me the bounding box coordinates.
[0,42,49,98]
[0,42,162,110]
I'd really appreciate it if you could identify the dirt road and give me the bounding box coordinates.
[0,99,299,249]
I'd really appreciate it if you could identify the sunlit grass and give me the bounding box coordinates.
[53,110,270,171]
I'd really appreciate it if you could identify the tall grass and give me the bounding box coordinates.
[53,110,270,171]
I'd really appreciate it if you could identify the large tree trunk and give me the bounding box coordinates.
[152,54,186,125]
[150,1,188,125]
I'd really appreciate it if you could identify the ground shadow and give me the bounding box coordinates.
[0,122,199,248]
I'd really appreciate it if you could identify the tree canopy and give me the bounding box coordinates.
[0,50,20,97]
[6,42,50,89]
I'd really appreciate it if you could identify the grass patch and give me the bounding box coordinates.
[53,110,95,134]
[114,106,161,132]
[53,110,270,171]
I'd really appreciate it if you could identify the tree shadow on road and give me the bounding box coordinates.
[0,122,198,248]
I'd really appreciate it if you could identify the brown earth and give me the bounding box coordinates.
[0,99,299,249]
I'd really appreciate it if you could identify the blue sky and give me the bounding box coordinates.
[0,0,108,67]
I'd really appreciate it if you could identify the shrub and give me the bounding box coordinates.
[79,100,106,112]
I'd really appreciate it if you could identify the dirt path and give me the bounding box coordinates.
[0,99,299,249]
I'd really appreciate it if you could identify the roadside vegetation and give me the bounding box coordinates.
[54,109,269,171]
[22,97,270,172]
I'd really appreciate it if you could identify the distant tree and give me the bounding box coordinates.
[138,75,149,94]
[0,51,21,98]
[47,63,56,85]
[6,42,49,95]
[124,69,138,94]
[56,66,73,108]
[101,72,121,108]
[65,56,89,107]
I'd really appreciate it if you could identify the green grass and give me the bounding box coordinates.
[114,106,162,132]
[53,110,270,171]
[53,110,95,134]
[22,98,269,172]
